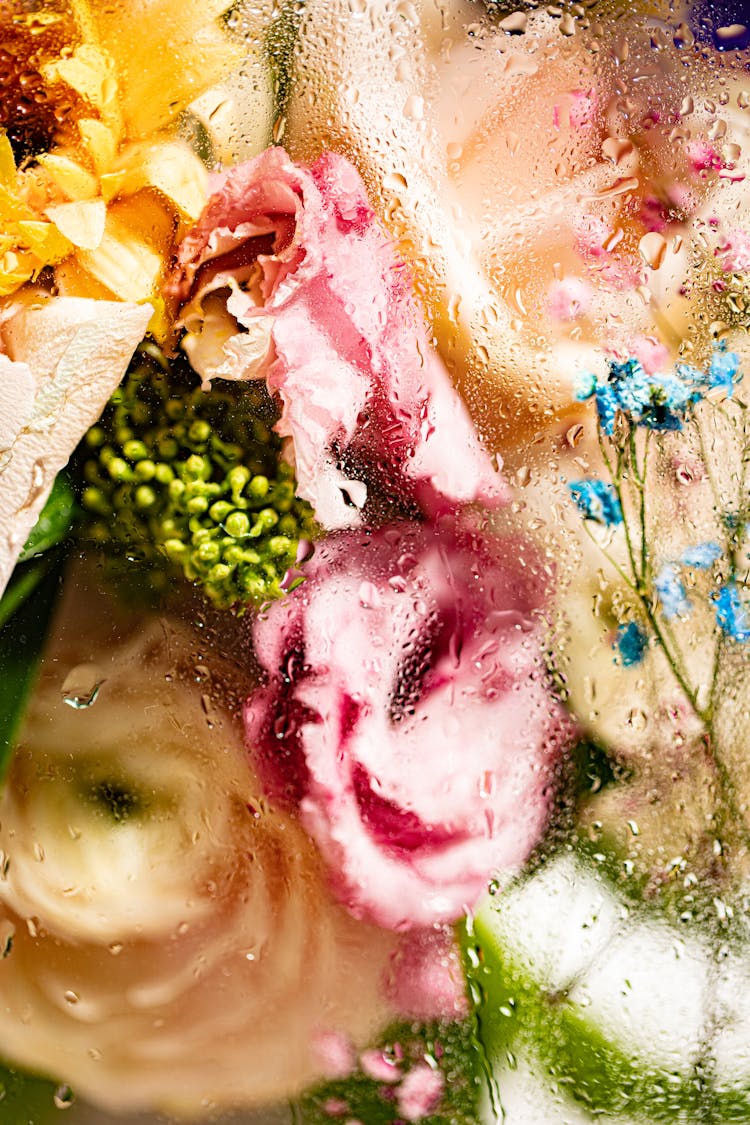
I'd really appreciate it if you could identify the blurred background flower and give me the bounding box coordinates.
[283,0,742,453]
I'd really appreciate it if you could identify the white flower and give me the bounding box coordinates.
[0,292,151,598]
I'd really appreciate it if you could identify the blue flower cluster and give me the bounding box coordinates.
[615,621,648,666]
[575,346,742,435]
[568,478,623,526]
[655,541,723,620]
[714,583,750,643]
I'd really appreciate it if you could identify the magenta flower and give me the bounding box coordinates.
[243,521,569,930]
[168,146,504,530]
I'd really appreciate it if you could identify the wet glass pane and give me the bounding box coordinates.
[0,1,749,1123]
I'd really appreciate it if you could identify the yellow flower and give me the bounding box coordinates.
[0,0,244,331]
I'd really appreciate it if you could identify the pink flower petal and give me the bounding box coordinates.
[244,521,571,929]
[169,147,505,530]
[397,1064,444,1122]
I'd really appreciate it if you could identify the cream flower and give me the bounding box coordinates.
[0,572,396,1115]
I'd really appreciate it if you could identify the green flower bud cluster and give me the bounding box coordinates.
[80,342,317,610]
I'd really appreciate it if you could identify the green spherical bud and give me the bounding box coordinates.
[188,419,211,443]
[115,426,134,447]
[240,571,267,600]
[207,563,232,585]
[165,399,185,421]
[209,500,233,524]
[194,540,220,564]
[248,474,269,500]
[158,436,179,461]
[228,464,250,494]
[107,457,131,482]
[168,478,186,501]
[182,454,208,481]
[134,485,157,510]
[163,538,188,563]
[86,426,105,449]
[224,544,246,566]
[81,486,109,515]
[278,515,299,538]
[123,439,149,462]
[187,495,209,515]
[134,459,156,482]
[251,508,279,536]
[225,510,250,539]
[154,463,175,485]
[267,535,293,558]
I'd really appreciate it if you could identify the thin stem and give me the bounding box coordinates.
[581,521,638,593]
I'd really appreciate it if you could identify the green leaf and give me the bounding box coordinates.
[0,1063,65,1124]
[266,0,303,118]
[0,560,62,784]
[17,473,76,564]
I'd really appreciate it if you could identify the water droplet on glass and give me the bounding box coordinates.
[639,232,667,270]
[498,11,527,34]
[61,664,105,710]
[53,1084,74,1110]
[0,920,14,959]
[627,708,648,731]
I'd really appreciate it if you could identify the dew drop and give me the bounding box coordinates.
[53,1085,74,1110]
[61,664,105,710]
[638,232,667,270]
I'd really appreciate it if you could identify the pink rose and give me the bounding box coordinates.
[243,521,569,929]
[168,146,504,530]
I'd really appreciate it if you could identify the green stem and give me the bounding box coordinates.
[597,421,750,856]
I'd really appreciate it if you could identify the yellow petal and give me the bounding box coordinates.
[0,133,16,188]
[16,221,72,263]
[78,211,163,303]
[108,141,208,220]
[90,0,243,138]
[0,254,35,297]
[41,43,116,114]
[78,118,119,175]
[0,184,27,222]
[36,154,99,201]
[45,199,106,251]
[54,257,117,301]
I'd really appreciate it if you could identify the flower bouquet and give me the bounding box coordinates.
[0,1,749,1123]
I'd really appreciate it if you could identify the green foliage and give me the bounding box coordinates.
[0,1063,64,1125]
[79,342,317,611]
[0,477,72,783]
[0,562,61,783]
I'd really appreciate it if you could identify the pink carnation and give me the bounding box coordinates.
[168,146,504,530]
[397,1064,444,1122]
[386,928,468,1021]
[243,521,569,929]
[716,228,750,274]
